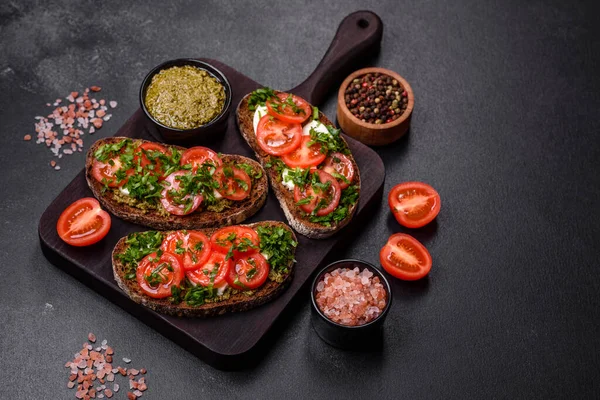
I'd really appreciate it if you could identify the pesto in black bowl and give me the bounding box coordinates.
[140,59,232,145]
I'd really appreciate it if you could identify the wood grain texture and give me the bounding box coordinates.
[337,67,414,146]
[38,11,385,370]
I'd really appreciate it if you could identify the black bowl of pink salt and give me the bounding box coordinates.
[310,259,392,349]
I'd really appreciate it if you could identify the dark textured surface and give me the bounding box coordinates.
[1,0,599,399]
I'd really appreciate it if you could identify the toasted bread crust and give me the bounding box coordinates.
[112,221,296,317]
[86,137,268,230]
[236,93,360,239]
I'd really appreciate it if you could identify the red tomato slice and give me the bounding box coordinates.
[91,156,130,187]
[136,252,184,298]
[294,169,341,216]
[322,152,355,189]
[160,231,187,263]
[227,253,269,290]
[213,166,252,201]
[182,231,212,271]
[135,142,170,177]
[266,93,311,124]
[256,115,302,156]
[210,226,260,257]
[388,182,441,228]
[160,171,203,215]
[281,136,326,168]
[186,251,231,287]
[56,197,111,247]
[380,233,432,281]
[180,146,222,171]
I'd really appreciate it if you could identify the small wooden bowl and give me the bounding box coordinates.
[337,67,414,146]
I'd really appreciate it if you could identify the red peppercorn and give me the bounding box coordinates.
[362,82,368,88]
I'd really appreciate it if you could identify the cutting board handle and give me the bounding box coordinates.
[290,10,383,106]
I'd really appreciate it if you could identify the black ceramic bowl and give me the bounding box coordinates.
[310,259,392,349]
[139,58,232,145]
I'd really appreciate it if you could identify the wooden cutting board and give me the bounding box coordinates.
[38,10,385,370]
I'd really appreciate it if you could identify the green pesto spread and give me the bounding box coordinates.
[145,65,225,129]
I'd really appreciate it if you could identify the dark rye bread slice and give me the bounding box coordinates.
[86,137,268,230]
[112,221,296,317]
[236,92,361,239]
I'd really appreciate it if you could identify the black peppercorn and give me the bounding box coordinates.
[345,72,408,124]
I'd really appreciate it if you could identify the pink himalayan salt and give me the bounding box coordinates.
[315,267,387,326]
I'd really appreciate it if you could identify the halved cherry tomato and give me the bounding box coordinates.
[227,253,269,290]
[213,166,252,201]
[281,136,326,168]
[181,146,222,171]
[266,93,311,124]
[56,198,111,247]
[134,142,170,177]
[256,115,302,156]
[136,251,184,298]
[380,233,432,281]
[160,171,203,215]
[294,169,341,216]
[322,152,355,189]
[388,182,441,228]
[186,251,231,287]
[91,156,130,187]
[210,226,260,257]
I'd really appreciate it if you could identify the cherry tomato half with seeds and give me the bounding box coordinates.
[293,169,341,216]
[281,136,326,169]
[181,146,222,171]
[388,182,441,228]
[186,251,231,287]
[213,166,252,201]
[136,251,184,299]
[210,226,260,257]
[266,93,312,124]
[256,115,302,156]
[227,252,270,290]
[56,197,111,247]
[380,233,432,281]
[322,152,355,189]
[160,171,203,216]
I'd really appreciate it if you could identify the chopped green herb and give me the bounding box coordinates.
[308,185,359,226]
[296,196,313,206]
[307,125,349,155]
[117,231,164,279]
[248,87,276,111]
[170,285,183,304]
[256,225,297,273]
[238,163,263,180]
[246,267,257,280]
[234,177,249,191]
[94,139,131,162]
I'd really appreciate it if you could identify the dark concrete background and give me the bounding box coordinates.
[1,0,599,398]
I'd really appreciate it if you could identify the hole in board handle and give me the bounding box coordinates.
[357,19,369,28]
